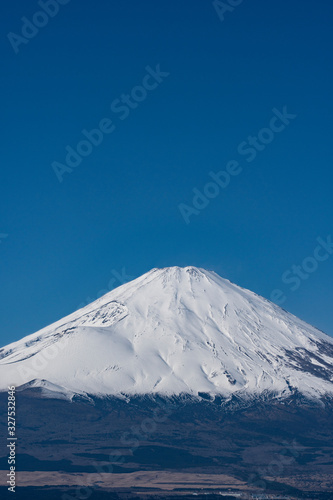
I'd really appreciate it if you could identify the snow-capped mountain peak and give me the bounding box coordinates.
[1,266,333,400]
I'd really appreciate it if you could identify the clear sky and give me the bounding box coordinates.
[1,0,332,346]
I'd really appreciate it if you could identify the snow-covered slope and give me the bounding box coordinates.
[1,267,333,399]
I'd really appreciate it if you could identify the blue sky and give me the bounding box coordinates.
[0,0,332,346]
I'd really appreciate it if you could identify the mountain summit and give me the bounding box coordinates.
[1,266,333,399]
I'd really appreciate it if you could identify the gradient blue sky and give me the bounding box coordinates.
[1,0,332,346]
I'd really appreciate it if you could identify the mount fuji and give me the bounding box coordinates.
[1,266,332,401]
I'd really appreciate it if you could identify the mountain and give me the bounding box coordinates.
[1,267,333,498]
[1,266,333,400]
